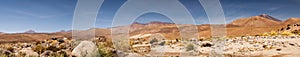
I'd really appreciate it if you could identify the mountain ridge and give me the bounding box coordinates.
[230,14,282,27]
[1,14,300,43]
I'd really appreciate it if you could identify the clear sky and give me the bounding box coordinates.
[0,0,300,33]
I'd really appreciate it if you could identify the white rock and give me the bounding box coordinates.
[126,53,142,57]
[72,41,99,57]
[19,48,39,57]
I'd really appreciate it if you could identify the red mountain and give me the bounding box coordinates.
[231,14,282,27]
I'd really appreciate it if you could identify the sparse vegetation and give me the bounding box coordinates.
[97,42,116,57]
[270,31,278,36]
[186,44,194,51]
[32,44,46,54]
[281,31,294,36]
[291,30,300,35]
[150,38,158,44]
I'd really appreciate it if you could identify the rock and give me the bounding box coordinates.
[72,41,99,57]
[19,48,39,57]
[50,38,58,40]
[126,53,143,57]
[58,39,65,43]
[40,50,53,57]
[116,50,127,57]
[289,43,295,46]
[1,50,12,56]
[201,41,213,47]
[276,49,281,51]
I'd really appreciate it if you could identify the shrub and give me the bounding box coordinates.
[150,38,158,44]
[159,41,165,46]
[53,51,69,57]
[46,46,60,52]
[281,31,294,36]
[262,33,270,36]
[186,44,194,51]
[270,31,277,36]
[97,42,117,57]
[32,44,46,54]
[291,30,300,35]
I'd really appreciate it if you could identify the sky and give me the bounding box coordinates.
[0,0,300,33]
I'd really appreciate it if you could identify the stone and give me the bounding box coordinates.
[58,39,65,43]
[50,38,58,40]
[72,41,99,57]
[289,43,295,46]
[40,50,53,57]
[116,50,127,57]
[19,48,39,57]
[127,53,143,57]
[276,49,281,51]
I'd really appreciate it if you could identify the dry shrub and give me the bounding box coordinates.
[32,44,46,54]
[46,46,60,52]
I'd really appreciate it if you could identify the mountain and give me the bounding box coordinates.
[146,21,175,25]
[259,14,282,22]
[0,32,4,35]
[2,14,300,43]
[132,21,175,26]
[282,18,300,25]
[0,33,65,43]
[24,30,36,34]
[231,14,282,27]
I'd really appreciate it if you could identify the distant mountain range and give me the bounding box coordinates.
[24,30,36,34]
[231,14,300,27]
[0,32,4,35]
[1,14,300,43]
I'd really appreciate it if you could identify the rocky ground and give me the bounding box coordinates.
[1,33,300,57]
[0,37,117,57]
[126,34,300,57]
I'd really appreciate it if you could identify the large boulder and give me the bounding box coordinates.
[19,48,39,57]
[72,41,99,57]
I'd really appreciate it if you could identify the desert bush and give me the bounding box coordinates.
[32,44,46,54]
[270,31,277,36]
[159,41,165,46]
[52,51,69,57]
[186,44,194,51]
[46,46,60,52]
[150,38,158,44]
[281,31,294,36]
[262,33,270,36]
[97,42,117,57]
[291,30,300,35]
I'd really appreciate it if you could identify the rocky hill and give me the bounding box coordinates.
[282,18,300,25]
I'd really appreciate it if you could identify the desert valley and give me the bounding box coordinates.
[1,14,300,57]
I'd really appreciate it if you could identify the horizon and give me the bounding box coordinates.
[1,0,300,33]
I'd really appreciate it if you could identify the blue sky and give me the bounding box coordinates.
[0,0,300,33]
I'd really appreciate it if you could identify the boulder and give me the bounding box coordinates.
[72,41,99,57]
[116,50,127,57]
[19,48,39,57]
[40,50,53,57]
